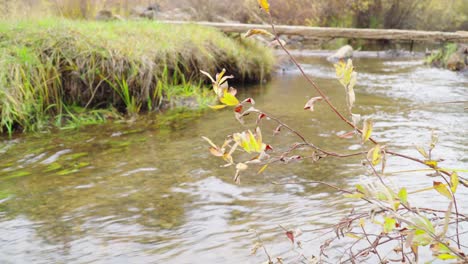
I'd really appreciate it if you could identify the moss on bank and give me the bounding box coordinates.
[0,19,275,135]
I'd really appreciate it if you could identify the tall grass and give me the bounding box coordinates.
[0,19,275,134]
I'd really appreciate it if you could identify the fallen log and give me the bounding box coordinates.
[162,21,468,43]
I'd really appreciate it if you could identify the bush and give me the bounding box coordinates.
[201,2,468,263]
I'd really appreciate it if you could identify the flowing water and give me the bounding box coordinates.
[0,54,467,263]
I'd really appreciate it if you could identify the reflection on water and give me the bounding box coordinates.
[0,54,467,263]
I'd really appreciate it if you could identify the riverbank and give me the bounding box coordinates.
[0,19,275,135]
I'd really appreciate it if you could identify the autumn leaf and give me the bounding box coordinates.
[285,230,294,244]
[244,29,274,38]
[257,0,270,13]
[257,164,268,174]
[433,181,452,200]
[200,70,215,83]
[367,144,382,166]
[362,119,373,143]
[233,127,265,153]
[234,162,248,184]
[304,97,323,112]
[347,72,357,109]
[209,104,228,110]
[383,217,396,233]
[251,242,262,255]
[338,131,355,139]
[424,160,438,167]
[398,187,408,206]
[450,172,459,193]
[345,233,362,240]
[415,145,428,159]
[220,90,240,106]
[334,59,354,87]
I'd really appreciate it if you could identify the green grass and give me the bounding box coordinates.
[0,18,275,135]
[426,43,459,68]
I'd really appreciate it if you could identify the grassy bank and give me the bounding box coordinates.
[0,19,275,135]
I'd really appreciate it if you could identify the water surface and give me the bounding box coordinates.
[0,54,467,263]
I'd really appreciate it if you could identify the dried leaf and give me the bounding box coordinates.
[244,29,274,38]
[285,230,294,244]
[200,70,215,83]
[241,98,255,105]
[304,97,323,112]
[411,244,419,260]
[347,72,357,108]
[433,181,452,200]
[345,233,362,240]
[234,105,243,113]
[416,145,429,159]
[234,163,248,184]
[273,125,282,136]
[439,202,452,237]
[362,119,373,143]
[430,131,438,150]
[256,113,266,125]
[202,136,218,149]
[251,242,262,255]
[338,131,355,139]
[257,0,270,13]
[209,147,224,157]
[228,87,237,96]
[351,113,361,125]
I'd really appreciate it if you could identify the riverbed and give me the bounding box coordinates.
[0,53,466,263]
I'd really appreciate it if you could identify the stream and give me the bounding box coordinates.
[0,53,467,263]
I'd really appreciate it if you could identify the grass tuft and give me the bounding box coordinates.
[0,18,275,135]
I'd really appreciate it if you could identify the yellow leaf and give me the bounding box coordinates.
[257,0,270,13]
[244,29,274,38]
[398,188,408,206]
[220,91,240,106]
[433,181,453,200]
[345,233,362,240]
[257,164,268,174]
[436,253,457,260]
[344,193,365,199]
[424,160,438,167]
[383,217,396,233]
[248,130,260,152]
[359,218,365,227]
[367,144,382,166]
[450,172,459,193]
[255,127,263,151]
[209,104,228,110]
[362,119,373,143]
